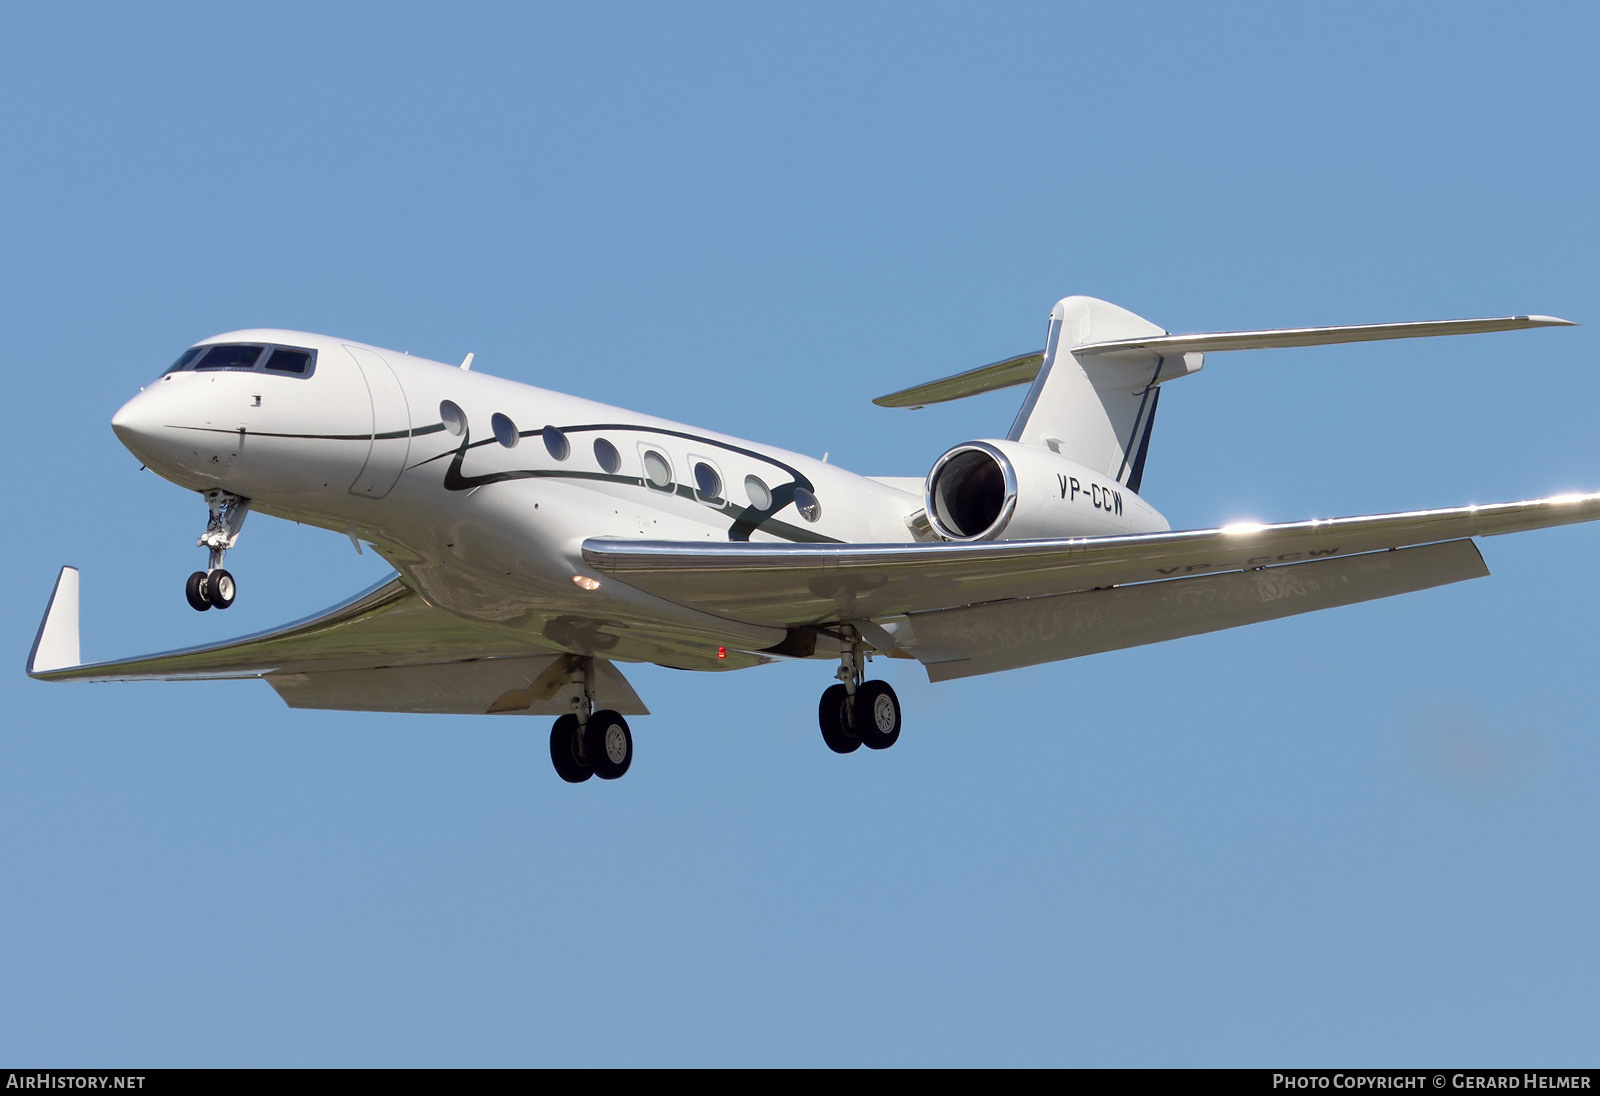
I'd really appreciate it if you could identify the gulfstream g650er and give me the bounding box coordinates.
[27,296,1597,783]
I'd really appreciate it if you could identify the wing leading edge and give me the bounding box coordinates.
[26,569,647,716]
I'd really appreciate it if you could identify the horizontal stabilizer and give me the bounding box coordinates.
[873,314,1575,408]
[873,351,1044,408]
[1075,314,1576,357]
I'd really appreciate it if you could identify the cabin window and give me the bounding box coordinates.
[491,413,520,448]
[594,438,621,474]
[693,461,723,503]
[744,475,772,510]
[793,487,822,522]
[543,426,570,461]
[439,400,466,437]
[642,450,673,490]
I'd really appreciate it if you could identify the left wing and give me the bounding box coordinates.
[26,569,647,715]
[583,492,1600,627]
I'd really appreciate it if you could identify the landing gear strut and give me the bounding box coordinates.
[185,490,250,612]
[548,656,633,783]
[817,627,901,755]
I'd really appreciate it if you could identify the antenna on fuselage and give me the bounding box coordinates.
[459,353,474,371]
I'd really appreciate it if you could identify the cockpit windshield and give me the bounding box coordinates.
[195,344,264,371]
[163,342,317,378]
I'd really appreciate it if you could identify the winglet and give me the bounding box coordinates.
[27,566,81,677]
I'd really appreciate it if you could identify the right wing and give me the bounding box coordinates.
[583,492,1600,627]
[26,569,647,715]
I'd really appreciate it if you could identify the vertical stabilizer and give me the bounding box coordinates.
[1007,296,1202,484]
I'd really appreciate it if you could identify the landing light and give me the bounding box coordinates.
[572,575,601,591]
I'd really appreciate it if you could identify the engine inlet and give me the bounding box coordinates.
[925,442,1017,540]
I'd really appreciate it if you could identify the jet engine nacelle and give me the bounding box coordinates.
[924,439,1170,541]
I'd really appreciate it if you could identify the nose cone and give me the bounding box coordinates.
[111,388,166,463]
[111,376,248,492]
[111,382,207,481]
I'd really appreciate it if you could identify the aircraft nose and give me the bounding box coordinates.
[111,384,190,471]
[111,389,160,451]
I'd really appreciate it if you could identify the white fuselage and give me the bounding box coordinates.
[110,330,1170,669]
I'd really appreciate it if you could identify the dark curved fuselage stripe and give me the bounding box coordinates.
[167,419,835,543]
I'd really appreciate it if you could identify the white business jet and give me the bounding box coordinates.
[26,296,1600,783]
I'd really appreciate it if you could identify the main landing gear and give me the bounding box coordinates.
[548,656,634,783]
[818,627,901,755]
[184,490,250,612]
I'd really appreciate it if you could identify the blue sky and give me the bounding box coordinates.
[3,2,1598,1066]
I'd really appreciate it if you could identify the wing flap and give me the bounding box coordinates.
[900,539,1486,681]
[582,491,1600,626]
[268,655,649,716]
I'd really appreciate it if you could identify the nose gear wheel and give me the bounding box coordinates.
[185,571,212,612]
[184,490,250,611]
[205,570,236,609]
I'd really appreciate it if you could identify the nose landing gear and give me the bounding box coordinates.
[817,627,902,755]
[184,490,250,611]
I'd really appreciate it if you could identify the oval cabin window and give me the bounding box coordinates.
[491,413,520,448]
[642,450,673,490]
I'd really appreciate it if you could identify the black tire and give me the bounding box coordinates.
[818,683,861,754]
[856,680,901,750]
[585,710,633,780]
[205,569,236,609]
[185,571,211,612]
[549,714,592,783]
